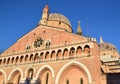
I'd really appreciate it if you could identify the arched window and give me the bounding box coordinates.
[34,53,39,61]
[69,47,75,58]
[11,57,14,64]
[40,52,44,60]
[77,46,82,56]
[57,49,62,60]
[7,58,10,64]
[16,56,19,63]
[46,73,49,84]
[63,48,69,58]
[3,58,6,64]
[30,54,34,61]
[17,74,21,84]
[66,79,69,84]
[20,56,24,62]
[25,55,29,61]
[80,78,83,84]
[26,69,34,84]
[51,51,56,60]
[0,59,2,65]
[84,45,90,53]
[45,51,50,61]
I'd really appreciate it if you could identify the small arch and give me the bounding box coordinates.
[7,58,10,64]
[20,56,24,62]
[11,57,14,64]
[34,53,39,61]
[51,50,56,60]
[25,55,29,61]
[0,70,6,84]
[3,58,6,65]
[15,56,19,63]
[63,48,69,58]
[57,49,62,60]
[40,52,44,61]
[0,59,2,65]
[36,65,55,78]
[84,45,90,53]
[45,51,50,61]
[30,54,34,61]
[76,46,82,56]
[69,47,75,58]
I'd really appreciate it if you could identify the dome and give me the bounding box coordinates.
[100,42,118,51]
[48,13,72,27]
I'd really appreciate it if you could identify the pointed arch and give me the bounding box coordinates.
[0,70,6,84]
[8,68,23,81]
[55,61,92,84]
[36,65,55,78]
[25,66,36,79]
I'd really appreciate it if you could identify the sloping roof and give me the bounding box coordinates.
[100,55,119,62]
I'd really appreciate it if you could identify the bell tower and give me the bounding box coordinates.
[39,4,49,25]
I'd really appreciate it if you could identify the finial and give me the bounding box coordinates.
[44,4,49,10]
[100,36,104,44]
[77,20,82,35]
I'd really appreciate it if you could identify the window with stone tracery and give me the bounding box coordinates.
[34,38,43,48]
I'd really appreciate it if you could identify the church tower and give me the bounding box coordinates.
[39,4,49,25]
[76,21,82,35]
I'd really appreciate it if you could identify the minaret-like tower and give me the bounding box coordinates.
[39,4,49,25]
[100,36,104,44]
[76,21,82,35]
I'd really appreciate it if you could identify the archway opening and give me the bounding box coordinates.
[38,68,52,84]
[25,68,34,84]
[63,48,69,59]
[59,65,88,84]
[9,70,21,84]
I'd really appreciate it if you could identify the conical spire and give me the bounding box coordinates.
[77,21,82,35]
[100,36,104,44]
[44,4,49,10]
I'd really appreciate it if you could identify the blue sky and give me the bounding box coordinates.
[0,0,120,52]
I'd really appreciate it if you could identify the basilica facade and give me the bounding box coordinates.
[0,5,120,84]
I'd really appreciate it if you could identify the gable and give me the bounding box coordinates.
[1,25,88,56]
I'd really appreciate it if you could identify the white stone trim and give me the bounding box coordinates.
[55,61,92,84]
[35,65,55,79]
[0,70,6,84]
[8,68,23,80]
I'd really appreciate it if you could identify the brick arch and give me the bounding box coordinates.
[36,65,55,78]
[7,57,10,64]
[69,47,75,57]
[63,48,69,58]
[34,53,39,61]
[8,68,23,82]
[0,70,6,84]
[51,50,56,59]
[55,61,92,84]
[45,51,50,60]
[25,66,36,79]
[57,49,63,60]
[84,45,90,53]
